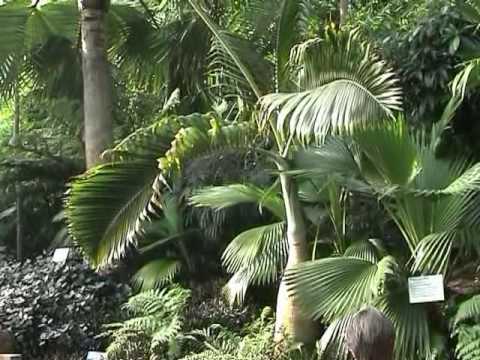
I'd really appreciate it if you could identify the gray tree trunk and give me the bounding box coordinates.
[79,0,113,169]
[339,0,349,26]
[12,86,23,262]
[274,170,317,343]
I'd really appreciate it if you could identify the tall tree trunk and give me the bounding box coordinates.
[339,0,349,26]
[274,170,317,343]
[79,0,113,169]
[13,86,23,262]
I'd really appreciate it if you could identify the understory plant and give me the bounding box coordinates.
[0,253,129,358]
[104,285,191,360]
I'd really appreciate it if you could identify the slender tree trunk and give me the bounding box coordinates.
[274,170,317,343]
[79,0,113,169]
[12,86,23,262]
[339,0,349,26]
[15,184,23,262]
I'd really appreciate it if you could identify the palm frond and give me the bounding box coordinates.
[275,0,313,90]
[354,118,417,187]
[374,290,433,360]
[66,114,209,267]
[222,221,287,305]
[132,259,182,291]
[316,314,353,360]
[66,160,157,266]
[0,0,79,97]
[292,137,360,179]
[285,256,395,322]
[259,28,402,140]
[188,0,263,98]
[190,184,284,219]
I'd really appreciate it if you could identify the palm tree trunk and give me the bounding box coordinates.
[274,170,317,343]
[79,0,113,169]
[339,0,349,26]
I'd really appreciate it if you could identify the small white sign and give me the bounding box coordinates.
[52,248,70,263]
[408,275,445,304]
[86,352,107,360]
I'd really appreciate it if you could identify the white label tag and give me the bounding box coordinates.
[52,248,70,263]
[86,352,107,360]
[408,275,445,304]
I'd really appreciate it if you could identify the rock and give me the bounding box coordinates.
[0,329,15,354]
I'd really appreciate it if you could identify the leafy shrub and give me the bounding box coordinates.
[184,280,254,331]
[0,253,129,359]
[453,295,480,360]
[180,307,313,360]
[105,286,191,360]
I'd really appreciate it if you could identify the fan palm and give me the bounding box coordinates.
[284,106,480,358]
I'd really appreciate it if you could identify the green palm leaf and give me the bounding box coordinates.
[190,184,285,219]
[188,0,263,98]
[259,28,402,140]
[66,160,157,266]
[285,256,395,322]
[132,259,182,291]
[66,114,211,266]
[374,290,432,360]
[222,221,287,303]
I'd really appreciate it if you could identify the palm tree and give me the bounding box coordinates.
[66,0,402,344]
[189,0,401,341]
[78,0,113,168]
[282,97,480,358]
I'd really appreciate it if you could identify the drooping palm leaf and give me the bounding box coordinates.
[132,258,182,291]
[188,0,263,99]
[190,184,284,218]
[66,114,212,266]
[222,221,287,304]
[259,28,402,140]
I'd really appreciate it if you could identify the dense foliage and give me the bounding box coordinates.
[0,253,129,358]
[2,0,480,359]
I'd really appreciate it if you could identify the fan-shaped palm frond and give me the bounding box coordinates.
[259,28,402,141]
[374,290,432,360]
[0,0,78,97]
[285,255,397,322]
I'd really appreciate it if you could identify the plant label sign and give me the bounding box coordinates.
[52,248,70,263]
[86,352,107,360]
[408,275,445,304]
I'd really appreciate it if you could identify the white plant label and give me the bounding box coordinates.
[408,275,445,304]
[86,352,107,360]
[52,248,70,263]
